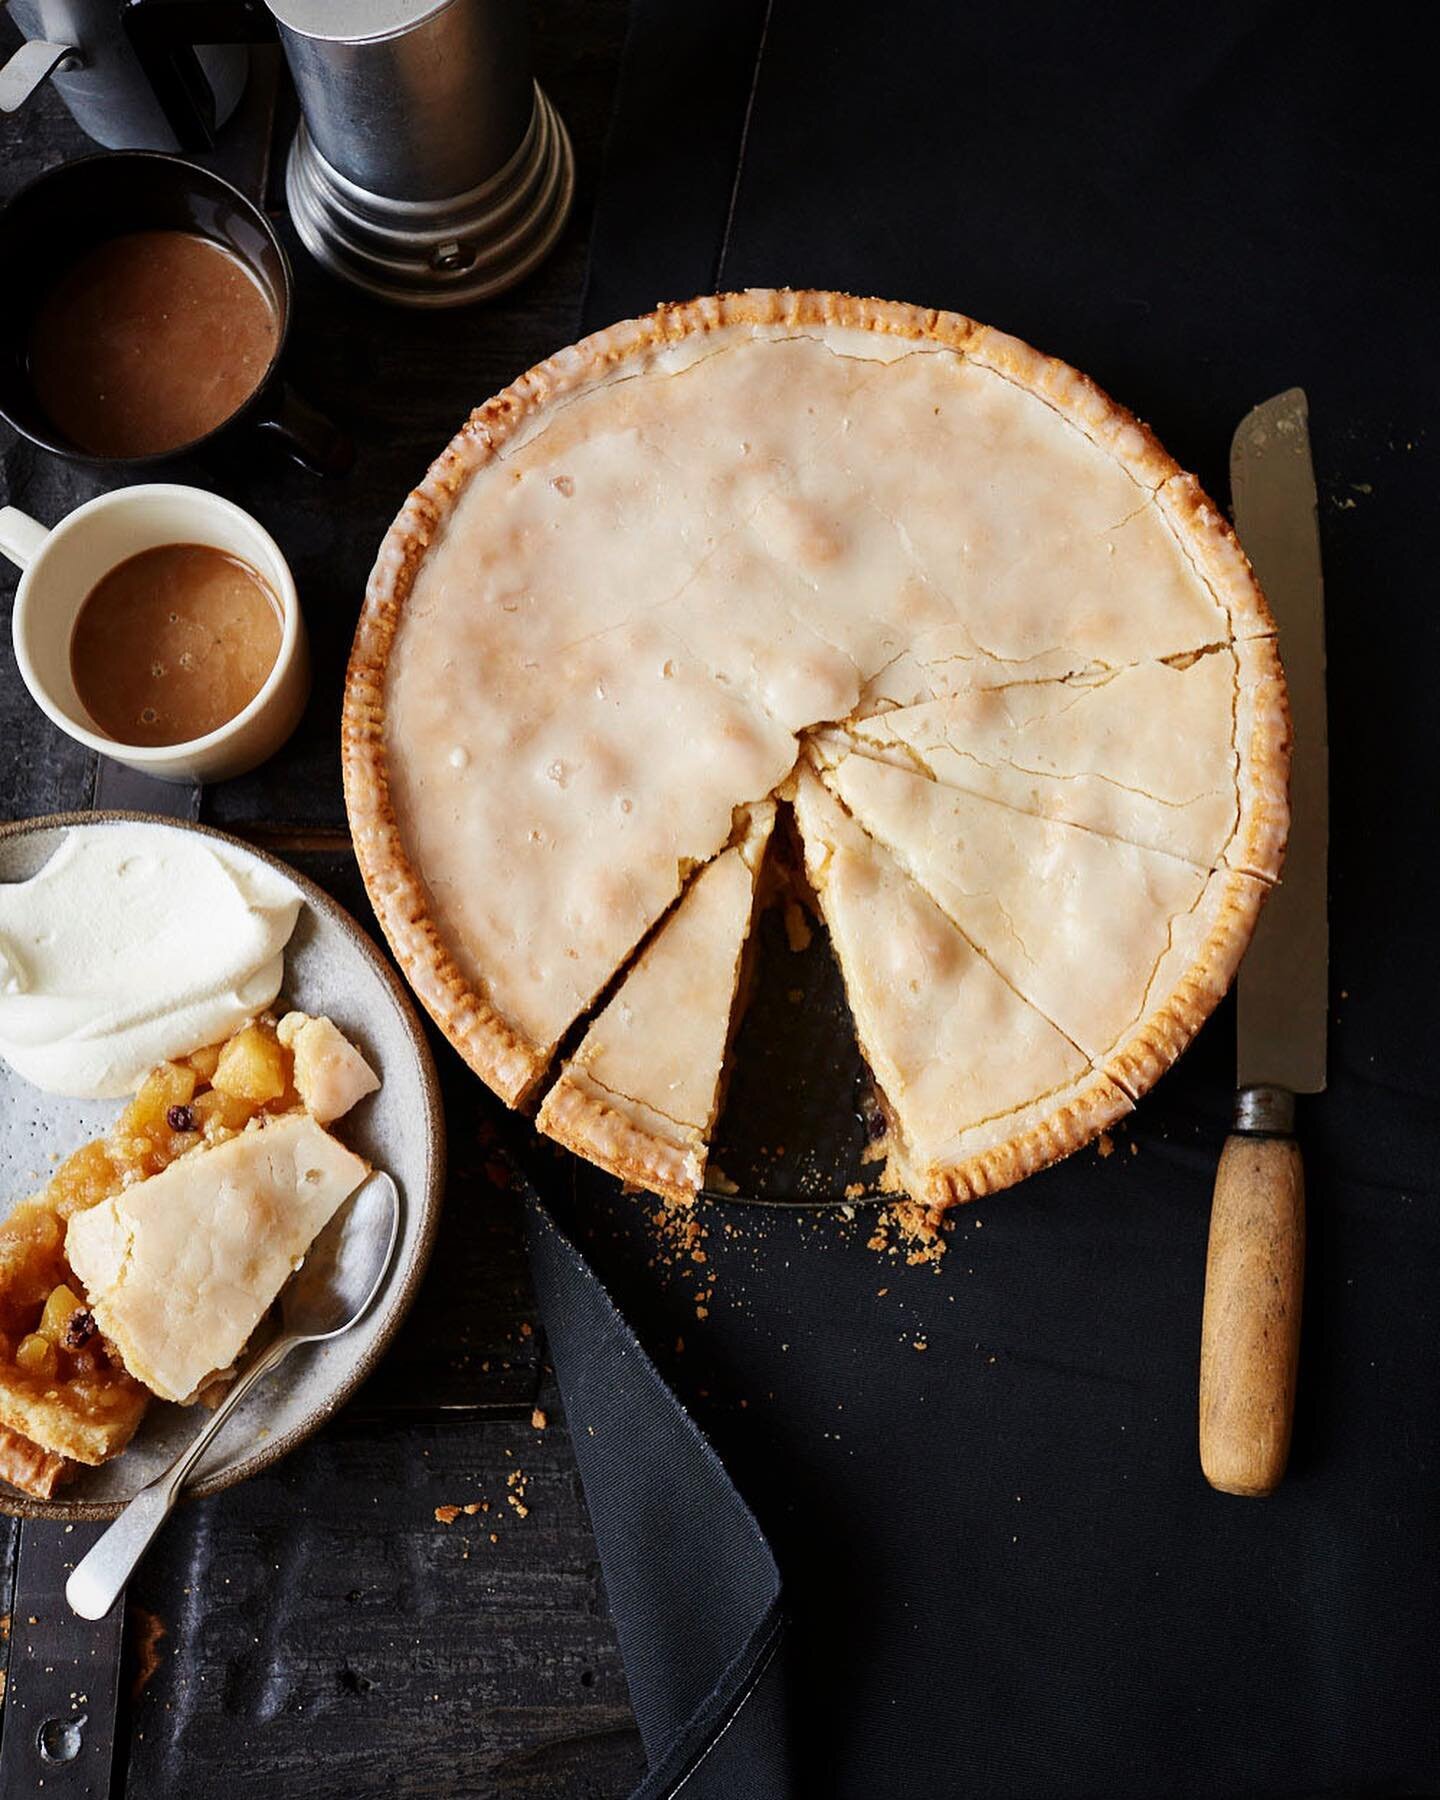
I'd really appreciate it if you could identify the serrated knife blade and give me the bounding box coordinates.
[1231,388,1329,1093]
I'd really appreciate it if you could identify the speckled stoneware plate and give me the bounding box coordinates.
[0,812,445,1521]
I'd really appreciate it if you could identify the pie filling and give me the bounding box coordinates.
[345,292,1289,1214]
[0,1011,377,1500]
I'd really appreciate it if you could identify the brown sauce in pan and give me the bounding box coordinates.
[29,231,279,459]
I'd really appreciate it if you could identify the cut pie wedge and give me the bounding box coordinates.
[536,804,775,1203]
[66,1112,368,1405]
[791,767,1130,1210]
[841,653,1237,866]
[817,750,1267,1095]
[841,635,1288,878]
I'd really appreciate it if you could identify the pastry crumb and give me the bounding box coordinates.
[434,1504,461,1525]
[1097,1131,1114,1158]
[530,1407,547,1430]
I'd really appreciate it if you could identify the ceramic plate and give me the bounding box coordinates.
[0,812,445,1520]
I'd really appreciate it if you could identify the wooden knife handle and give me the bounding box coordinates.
[1198,1095,1305,1497]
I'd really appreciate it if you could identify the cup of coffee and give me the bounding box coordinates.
[1,485,309,783]
[0,151,350,474]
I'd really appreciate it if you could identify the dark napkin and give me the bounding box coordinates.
[527,3,1440,1795]
[526,1198,792,1798]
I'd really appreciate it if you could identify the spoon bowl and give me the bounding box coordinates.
[283,1167,402,1340]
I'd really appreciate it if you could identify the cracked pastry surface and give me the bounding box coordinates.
[815,749,1269,1097]
[792,768,1132,1209]
[343,288,1288,1210]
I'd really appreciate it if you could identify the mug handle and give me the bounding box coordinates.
[252,381,356,478]
[120,0,275,152]
[0,506,50,571]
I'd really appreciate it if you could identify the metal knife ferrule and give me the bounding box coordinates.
[1233,1084,1296,1136]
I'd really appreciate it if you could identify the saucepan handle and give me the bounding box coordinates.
[120,0,276,152]
[252,380,356,478]
[0,40,81,114]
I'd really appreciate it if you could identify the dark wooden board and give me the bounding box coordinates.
[0,5,645,1794]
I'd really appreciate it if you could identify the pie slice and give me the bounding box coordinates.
[0,1012,378,1499]
[66,1112,368,1404]
[841,635,1288,878]
[536,804,774,1203]
[841,654,1237,866]
[791,767,1130,1210]
[817,750,1266,1095]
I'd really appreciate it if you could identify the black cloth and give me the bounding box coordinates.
[525,1198,792,1798]
[528,4,1440,1795]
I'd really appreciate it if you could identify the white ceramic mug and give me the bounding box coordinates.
[0,484,309,783]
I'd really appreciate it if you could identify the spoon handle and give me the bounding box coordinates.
[66,1334,296,1620]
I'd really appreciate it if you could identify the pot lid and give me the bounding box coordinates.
[264,0,455,45]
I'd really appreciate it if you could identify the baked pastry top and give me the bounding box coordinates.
[344,289,1288,1211]
[537,803,773,1205]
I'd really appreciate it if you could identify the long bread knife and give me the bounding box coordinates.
[1198,388,1328,1497]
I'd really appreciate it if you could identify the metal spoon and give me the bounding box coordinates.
[66,1170,401,1621]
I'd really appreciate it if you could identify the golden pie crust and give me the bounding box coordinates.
[343,289,1289,1212]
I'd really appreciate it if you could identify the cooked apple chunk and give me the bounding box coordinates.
[212,1021,288,1104]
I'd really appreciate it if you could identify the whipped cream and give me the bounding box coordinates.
[0,824,301,1098]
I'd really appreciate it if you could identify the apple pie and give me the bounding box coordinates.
[343,289,1288,1212]
[0,1012,377,1500]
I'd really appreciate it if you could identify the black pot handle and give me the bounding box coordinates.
[252,380,355,477]
[120,0,276,152]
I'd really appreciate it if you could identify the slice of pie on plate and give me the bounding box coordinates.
[537,804,774,1204]
[0,1012,377,1500]
[791,766,1131,1210]
[343,289,1288,1214]
[66,1111,367,1405]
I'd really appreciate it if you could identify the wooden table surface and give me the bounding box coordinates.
[0,5,647,1794]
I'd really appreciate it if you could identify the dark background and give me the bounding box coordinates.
[4,1,1440,1795]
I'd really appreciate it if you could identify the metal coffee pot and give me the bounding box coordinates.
[0,0,247,151]
[124,0,574,306]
